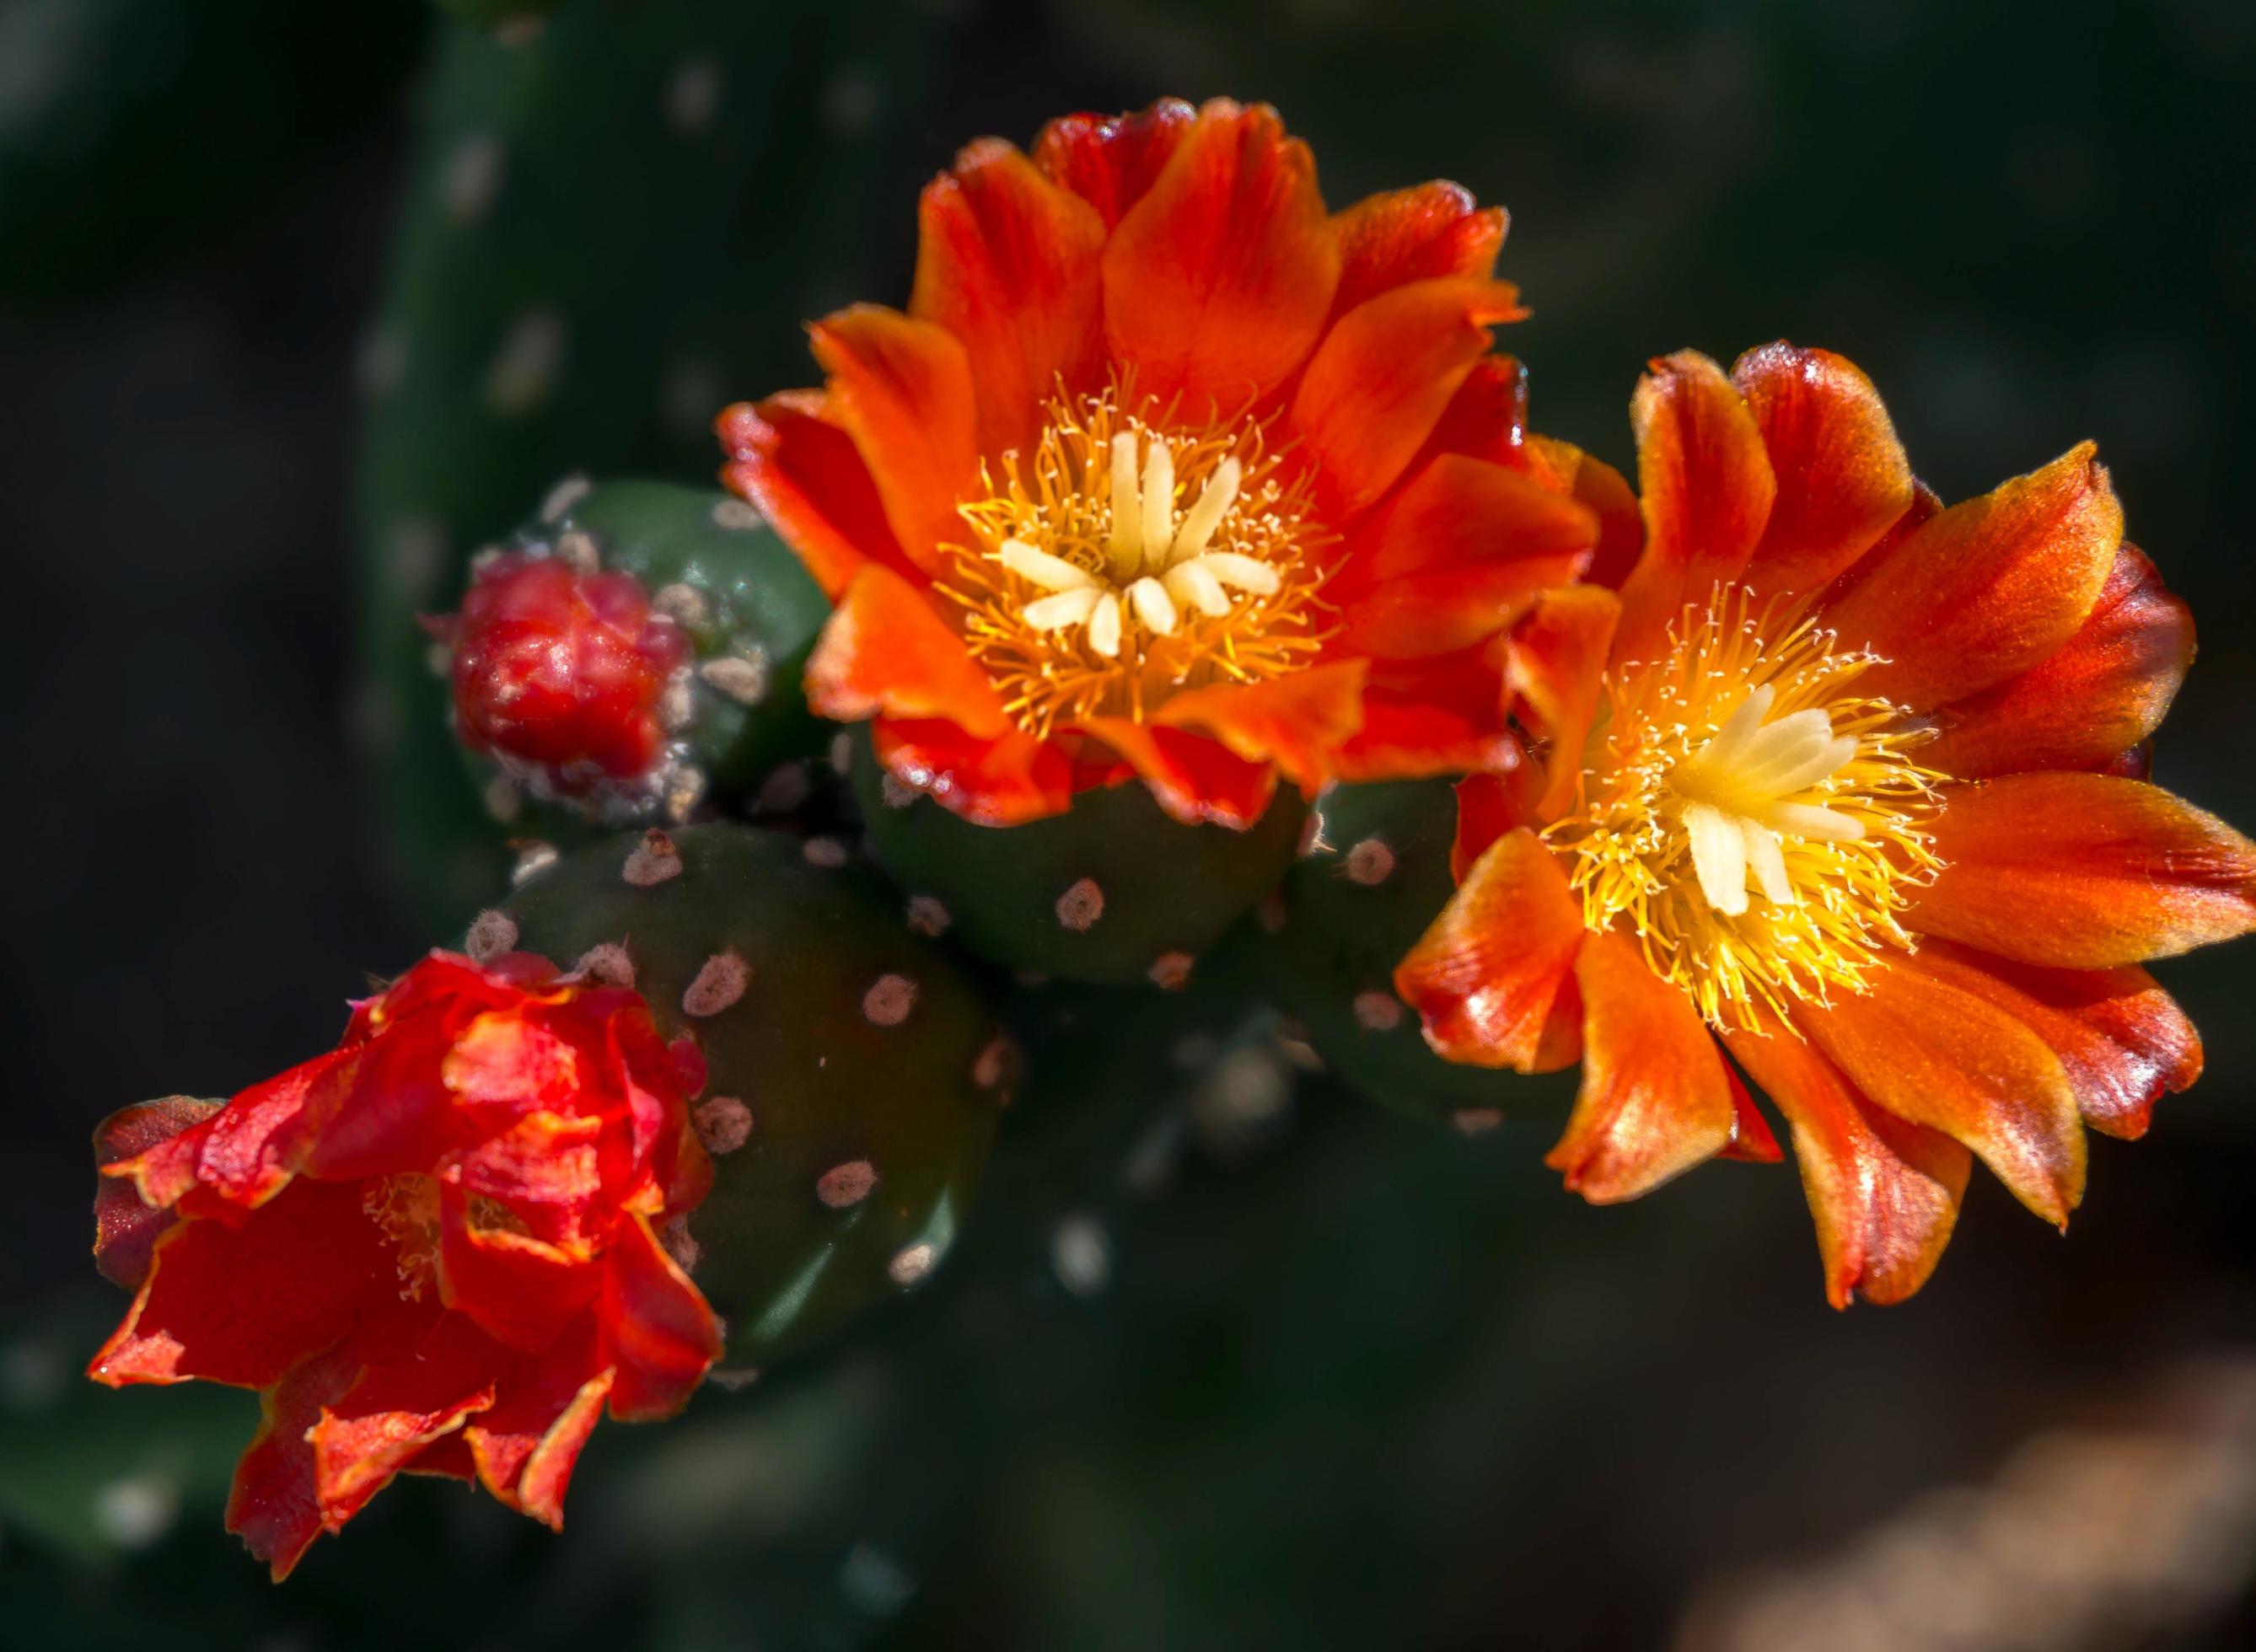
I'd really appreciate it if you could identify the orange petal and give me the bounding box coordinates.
[1921,544,2194,778]
[807,305,978,569]
[910,139,1107,458]
[1523,434,1642,588]
[1450,768,1547,879]
[1421,354,1528,469]
[1395,827,1586,1071]
[1547,930,1738,1201]
[1031,99,1196,226]
[1151,660,1368,796]
[1290,277,1526,516]
[1329,180,1507,319]
[873,716,1075,826]
[1348,452,1598,589]
[1820,442,2123,711]
[1797,955,2084,1226]
[1329,692,1518,783]
[1723,1016,1971,1308]
[1101,99,1340,414]
[1612,351,1776,665]
[716,390,914,600]
[804,565,1011,738]
[1910,772,2256,968]
[309,1315,498,1532]
[601,1215,722,1422]
[1904,940,2202,1141]
[1076,718,1278,829]
[1732,342,1914,603]
[461,1318,611,1526]
[1335,555,1589,660]
[1505,585,1621,820]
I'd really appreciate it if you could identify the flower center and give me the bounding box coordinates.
[1544,587,1942,1031]
[940,384,1330,738]
[364,1172,443,1301]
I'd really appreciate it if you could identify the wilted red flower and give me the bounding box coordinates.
[1399,344,2256,1305]
[442,550,692,791]
[89,952,722,1577]
[719,97,1619,828]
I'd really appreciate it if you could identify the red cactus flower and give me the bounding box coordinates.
[1397,343,2256,1306]
[718,97,1618,828]
[445,549,691,791]
[89,952,722,1578]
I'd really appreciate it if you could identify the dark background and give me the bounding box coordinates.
[4,2,2255,1647]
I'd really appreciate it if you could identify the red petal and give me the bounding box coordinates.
[94,1097,222,1290]
[1723,1016,1971,1308]
[1911,773,2256,968]
[601,1215,721,1421]
[1820,442,2124,711]
[1718,1063,1785,1163]
[1797,955,2085,1226]
[1289,277,1526,514]
[1612,351,1776,665]
[805,565,1012,738]
[1101,99,1339,415]
[807,305,978,569]
[1732,342,1914,603]
[910,140,1106,457]
[1031,99,1196,227]
[309,1313,500,1533]
[1329,692,1518,784]
[1450,768,1549,878]
[1546,931,1737,1201]
[1505,585,1621,819]
[1921,544,2195,778]
[226,1341,365,1580]
[1523,434,1642,588]
[1904,940,2201,1141]
[437,1188,603,1354]
[873,716,1075,825]
[1396,828,1586,1071]
[89,1178,392,1390]
[1329,181,1507,319]
[717,391,915,600]
[1151,661,1368,796]
[1076,718,1278,829]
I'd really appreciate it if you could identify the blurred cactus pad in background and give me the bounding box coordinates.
[8,3,2256,1650]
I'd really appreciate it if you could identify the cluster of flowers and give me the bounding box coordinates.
[94,98,2254,1576]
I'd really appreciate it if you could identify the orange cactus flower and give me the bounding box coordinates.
[88,952,722,1578]
[717,97,1609,828]
[1398,342,2256,1306]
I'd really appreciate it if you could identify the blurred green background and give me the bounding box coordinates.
[5,1,2255,1647]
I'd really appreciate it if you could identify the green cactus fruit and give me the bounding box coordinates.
[0,0,422,299]
[439,478,831,843]
[1229,779,1574,1130]
[496,822,1007,1368]
[848,728,1308,988]
[354,0,952,927]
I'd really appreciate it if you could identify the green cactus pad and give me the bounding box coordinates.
[849,728,1308,987]
[1230,779,1574,1129]
[498,823,1008,1367]
[449,478,832,837]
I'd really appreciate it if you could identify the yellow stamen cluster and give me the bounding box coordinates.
[1544,587,1942,1032]
[363,1172,443,1301]
[940,384,1331,737]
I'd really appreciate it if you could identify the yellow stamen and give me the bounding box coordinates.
[1543,587,1943,1032]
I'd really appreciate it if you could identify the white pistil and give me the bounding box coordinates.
[1672,684,1867,914]
[997,432,1274,656]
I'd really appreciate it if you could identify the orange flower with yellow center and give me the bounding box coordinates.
[717,98,1619,827]
[1399,343,2256,1306]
